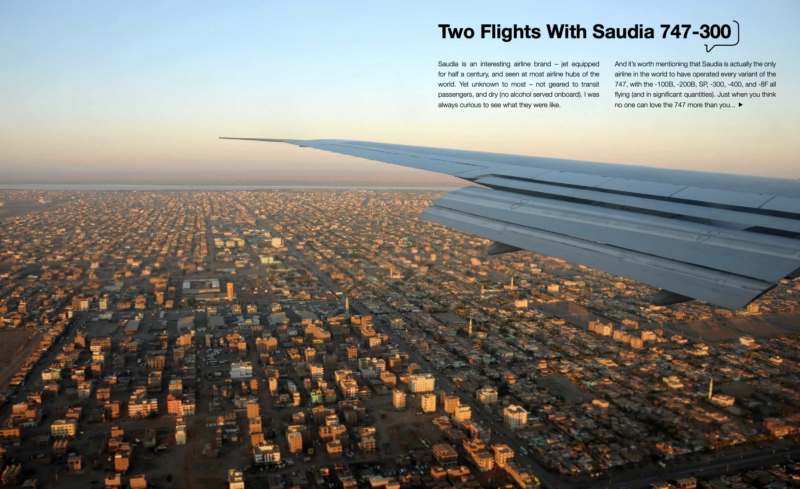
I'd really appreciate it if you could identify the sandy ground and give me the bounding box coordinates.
[537,374,597,405]
[0,199,65,219]
[535,300,800,344]
[0,329,40,390]
[533,301,618,329]
[648,311,800,342]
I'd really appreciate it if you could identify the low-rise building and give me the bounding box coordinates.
[476,387,497,404]
[432,443,458,467]
[253,441,281,465]
[421,393,437,413]
[392,390,406,410]
[231,362,253,379]
[51,419,77,438]
[503,405,528,430]
[409,373,435,393]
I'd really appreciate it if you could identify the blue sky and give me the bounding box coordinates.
[1,0,798,184]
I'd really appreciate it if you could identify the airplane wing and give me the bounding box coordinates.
[220,137,800,309]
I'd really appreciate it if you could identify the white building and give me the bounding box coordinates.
[228,469,245,489]
[176,419,187,445]
[51,419,78,438]
[739,336,756,347]
[589,320,613,336]
[231,362,253,379]
[453,405,472,425]
[408,373,435,393]
[338,379,359,400]
[663,376,684,389]
[393,389,407,410]
[476,387,498,404]
[420,393,436,413]
[310,364,325,382]
[711,394,736,407]
[503,404,528,430]
[253,441,281,464]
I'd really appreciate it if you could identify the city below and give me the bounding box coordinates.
[0,188,798,489]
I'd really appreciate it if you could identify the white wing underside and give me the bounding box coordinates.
[221,137,800,309]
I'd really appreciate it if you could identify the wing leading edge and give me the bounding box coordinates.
[220,137,800,309]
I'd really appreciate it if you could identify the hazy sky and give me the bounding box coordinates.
[1,0,798,185]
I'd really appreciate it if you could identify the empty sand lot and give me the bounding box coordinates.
[0,329,40,390]
[646,311,800,343]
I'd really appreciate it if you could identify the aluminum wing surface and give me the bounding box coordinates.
[220,137,800,309]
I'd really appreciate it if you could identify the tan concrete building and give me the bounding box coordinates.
[392,389,407,410]
[51,419,77,438]
[421,393,437,413]
[503,404,528,430]
[288,431,303,454]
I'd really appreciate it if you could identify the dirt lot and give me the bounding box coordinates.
[536,374,597,405]
[432,312,468,329]
[718,380,753,398]
[536,300,800,344]
[0,198,65,219]
[0,329,40,390]
[655,320,743,342]
[533,301,618,329]
[651,312,800,343]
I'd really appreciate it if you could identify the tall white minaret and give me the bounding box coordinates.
[708,378,714,400]
[467,318,473,337]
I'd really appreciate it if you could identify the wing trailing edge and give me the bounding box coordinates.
[221,137,800,308]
